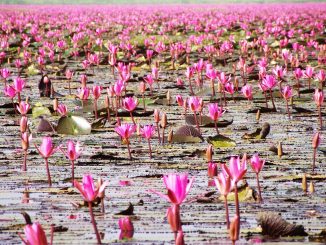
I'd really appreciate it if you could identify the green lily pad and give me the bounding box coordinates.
[57,115,91,135]
[138,97,156,106]
[207,134,236,148]
[32,106,51,119]
[26,64,39,76]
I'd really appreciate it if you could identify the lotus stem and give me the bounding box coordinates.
[142,94,146,112]
[234,183,240,236]
[156,122,161,144]
[269,89,276,111]
[68,80,71,95]
[256,173,262,203]
[22,150,27,171]
[318,106,322,129]
[162,127,165,144]
[127,141,132,160]
[50,225,54,245]
[193,112,201,134]
[312,148,316,173]
[214,121,219,135]
[130,112,136,125]
[101,198,105,214]
[88,201,102,244]
[148,139,152,159]
[188,78,194,95]
[224,195,230,229]
[285,100,291,119]
[211,79,215,96]
[94,99,98,119]
[71,160,75,186]
[296,79,300,98]
[45,158,52,187]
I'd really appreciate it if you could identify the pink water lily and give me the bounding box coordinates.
[35,137,56,186]
[140,125,155,158]
[251,154,265,203]
[123,96,138,124]
[4,85,16,99]
[222,155,247,184]
[281,85,293,118]
[207,103,224,134]
[313,89,324,128]
[188,96,202,133]
[115,123,136,159]
[241,84,253,101]
[215,172,233,229]
[119,217,134,240]
[151,173,195,205]
[17,101,30,115]
[23,222,49,245]
[74,174,108,244]
[57,103,68,116]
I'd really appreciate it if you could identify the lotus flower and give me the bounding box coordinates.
[57,103,68,117]
[17,101,30,115]
[23,222,48,245]
[207,103,224,134]
[115,124,136,159]
[119,217,134,240]
[313,89,324,128]
[151,173,195,205]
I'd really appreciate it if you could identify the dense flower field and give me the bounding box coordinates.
[0,3,325,245]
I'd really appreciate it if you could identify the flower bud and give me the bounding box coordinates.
[277,142,283,158]
[154,109,160,123]
[302,174,307,193]
[229,215,239,243]
[168,129,173,144]
[312,132,321,149]
[309,181,315,193]
[206,144,213,162]
[161,112,167,128]
[139,81,146,94]
[207,162,218,178]
[20,116,28,133]
[104,95,110,109]
[53,98,58,112]
[256,109,261,121]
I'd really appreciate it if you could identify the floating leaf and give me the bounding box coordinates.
[57,115,91,135]
[172,125,203,143]
[242,122,270,139]
[32,106,51,119]
[207,134,236,148]
[26,64,39,76]
[185,115,233,128]
[138,97,156,106]
[36,117,56,133]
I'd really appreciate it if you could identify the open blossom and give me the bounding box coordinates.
[35,136,56,159]
[17,101,30,115]
[74,174,108,202]
[151,173,195,205]
[24,222,48,245]
[114,80,125,96]
[188,96,202,112]
[224,82,235,94]
[123,97,138,112]
[115,124,136,139]
[272,65,286,79]
[313,89,324,107]
[77,87,90,100]
[250,154,265,174]
[281,86,293,100]
[241,84,253,100]
[316,70,325,83]
[64,140,82,161]
[140,125,155,139]
[215,172,233,196]
[262,75,277,90]
[294,68,303,80]
[304,66,314,79]
[57,103,68,116]
[92,85,102,100]
[176,95,184,106]
[222,155,247,184]
[0,68,10,79]
[13,77,25,92]
[65,69,74,80]
[207,103,224,122]
[4,85,16,99]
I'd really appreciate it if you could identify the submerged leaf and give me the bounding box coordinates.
[207,134,236,148]
[32,106,51,119]
[57,115,91,135]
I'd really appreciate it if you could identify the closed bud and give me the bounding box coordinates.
[277,142,283,158]
[53,98,58,112]
[161,112,167,128]
[168,129,173,144]
[139,81,146,94]
[154,109,160,123]
[166,90,171,105]
[309,181,315,193]
[20,116,28,133]
[206,144,213,162]
[97,177,105,199]
[312,132,321,149]
[217,81,223,93]
[104,95,110,109]
[302,174,307,193]
[256,109,261,121]
[229,215,239,243]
